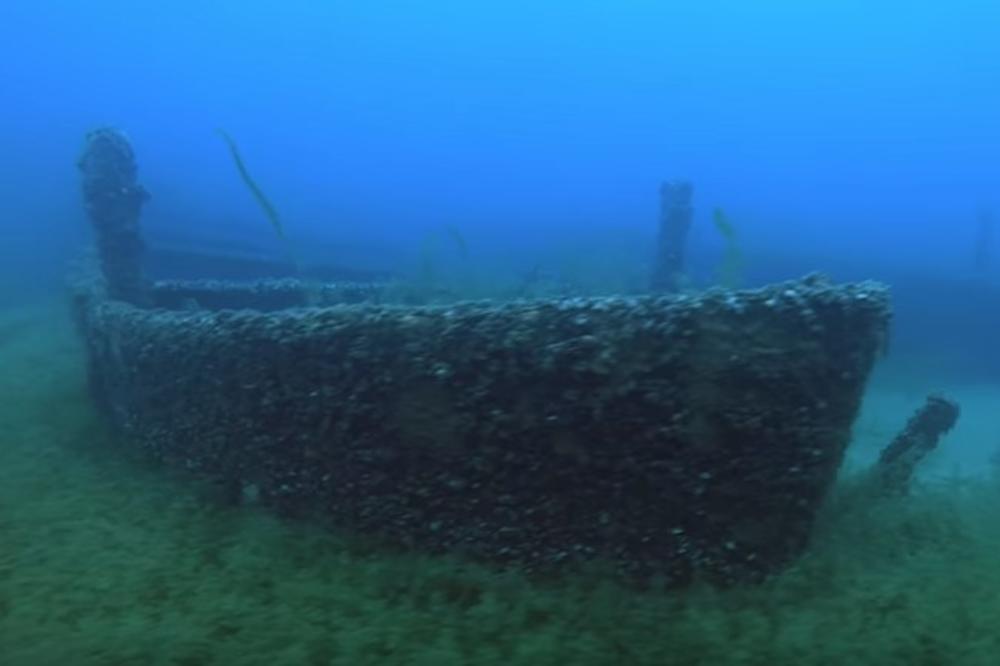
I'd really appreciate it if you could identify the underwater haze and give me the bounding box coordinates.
[2,1,1000,664]
[3,1,1000,285]
[3,1,1000,371]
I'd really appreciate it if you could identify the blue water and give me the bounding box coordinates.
[1,2,999,663]
[4,1,999,283]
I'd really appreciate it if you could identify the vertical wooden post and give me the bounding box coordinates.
[651,180,693,292]
[78,128,151,306]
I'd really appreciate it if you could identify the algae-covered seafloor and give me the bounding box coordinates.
[1,304,999,665]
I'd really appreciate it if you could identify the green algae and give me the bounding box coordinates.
[217,129,286,241]
[712,207,744,288]
[1,305,999,665]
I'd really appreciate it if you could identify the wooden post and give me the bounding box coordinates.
[874,394,960,494]
[77,128,151,306]
[651,180,693,292]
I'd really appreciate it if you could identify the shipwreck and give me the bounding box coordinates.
[71,128,891,585]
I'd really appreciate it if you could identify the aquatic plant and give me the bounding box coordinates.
[376,225,474,304]
[217,129,287,241]
[443,224,469,261]
[401,224,474,303]
[712,207,744,288]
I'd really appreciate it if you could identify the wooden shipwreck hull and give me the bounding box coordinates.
[73,273,889,584]
[71,127,891,584]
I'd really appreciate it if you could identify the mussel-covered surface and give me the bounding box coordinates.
[72,273,889,584]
